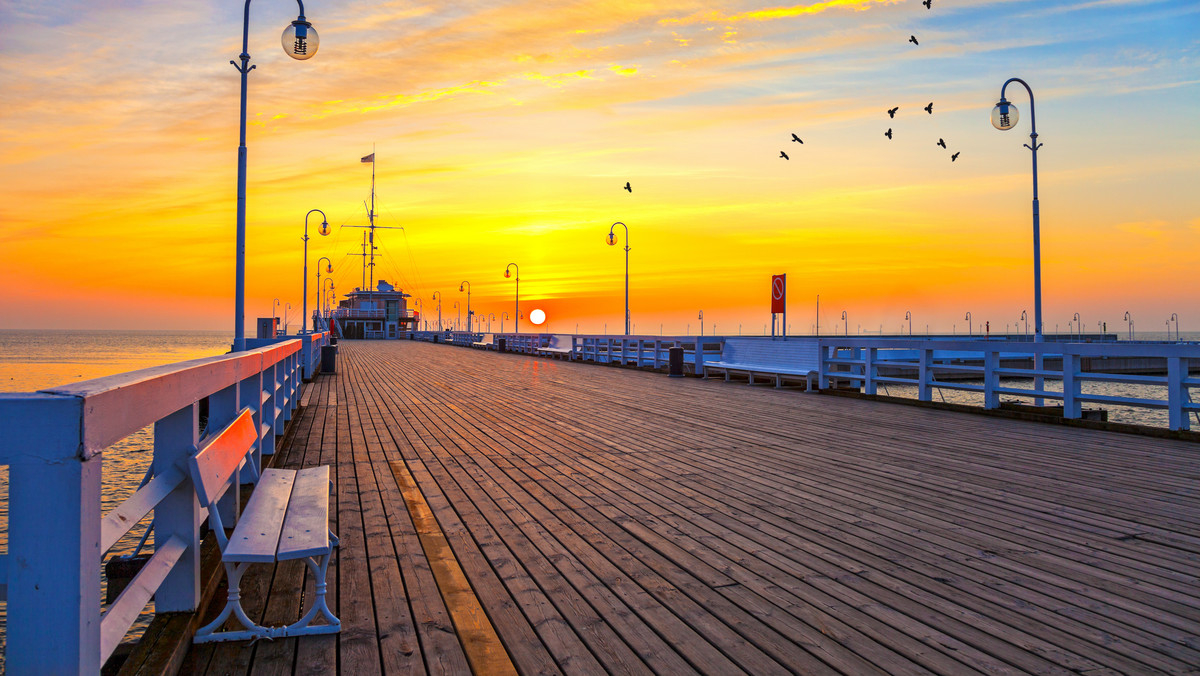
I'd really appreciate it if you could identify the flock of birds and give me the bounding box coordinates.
[623,0,957,194]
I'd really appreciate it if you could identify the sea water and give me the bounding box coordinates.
[0,329,232,665]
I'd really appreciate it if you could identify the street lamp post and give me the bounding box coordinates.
[432,291,442,332]
[231,1,320,351]
[1073,312,1081,340]
[905,310,912,336]
[1170,313,1179,341]
[965,311,973,337]
[460,281,472,333]
[453,301,460,332]
[606,222,630,335]
[273,298,280,334]
[698,311,704,337]
[284,303,291,334]
[992,77,1044,343]
[1124,311,1132,340]
[505,263,519,334]
[842,310,847,336]
[315,255,332,331]
[1021,310,1028,338]
[502,312,509,334]
[302,209,330,334]
[488,313,495,332]
[323,278,334,316]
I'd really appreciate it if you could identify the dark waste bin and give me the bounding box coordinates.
[497,337,507,353]
[433,334,439,343]
[321,344,338,374]
[668,346,684,377]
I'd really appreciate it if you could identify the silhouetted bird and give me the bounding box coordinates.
[780,151,790,160]
[924,102,934,114]
[951,152,960,162]
[909,35,919,45]
[791,133,803,144]
[624,182,632,193]
[884,128,893,140]
[923,0,932,8]
[937,138,946,149]
[887,106,899,118]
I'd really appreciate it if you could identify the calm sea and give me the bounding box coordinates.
[0,329,232,663]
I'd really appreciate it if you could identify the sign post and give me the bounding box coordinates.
[771,274,786,341]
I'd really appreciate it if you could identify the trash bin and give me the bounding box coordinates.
[433,334,439,343]
[321,344,338,374]
[497,337,507,353]
[668,346,684,378]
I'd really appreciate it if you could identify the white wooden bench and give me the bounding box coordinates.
[188,408,340,643]
[473,333,495,349]
[536,335,574,360]
[703,338,821,390]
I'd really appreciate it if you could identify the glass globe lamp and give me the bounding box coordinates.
[607,232,617,246]
[991,99,1018,130]
[504,270,511,278]
[282,19,319,60]
[318,220,331,236]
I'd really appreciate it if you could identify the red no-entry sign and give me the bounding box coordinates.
[771,274,786,313]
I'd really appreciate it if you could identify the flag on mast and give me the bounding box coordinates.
[360,153,374,163]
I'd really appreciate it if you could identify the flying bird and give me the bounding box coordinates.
[923,0,931,8]
[624,182,632,192]
[924,102,934,114]
[937,138,946,149]
[887,106,899,118]
[884,128,893,140]
[791,133,803,144]
[780,151,790,160]
[909,35,919,45]
[951,152,960,162]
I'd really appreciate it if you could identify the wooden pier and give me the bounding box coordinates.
[183,340,1200,675]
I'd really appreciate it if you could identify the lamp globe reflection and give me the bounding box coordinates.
[282,18,319,60]
[991,99,1019,130]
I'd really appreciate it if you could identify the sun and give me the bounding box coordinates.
[529,308,547,325]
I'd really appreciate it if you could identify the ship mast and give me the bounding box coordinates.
[347,147,401,293]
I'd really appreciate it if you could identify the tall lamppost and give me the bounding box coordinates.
[502,312,509,334]
[841,310,847,336]
[992,77,1044,343]
[505,263,519,334]
[1170,313,1179,341]
[231,1,320,351]
[302,209,329,334]
[284,303,292,334]
[1073,312,1081,340]
[488,313,495,332]
[606,221,630,335]
[1124,311,1132,340]
[453,301,460,332]
[905,310,912,336]
[273,298,280,333]
[698,310,704,337]
[315,255,332,331]
[323,279,334,317]
[1021,310,1028,338]
[965,311,973,337]
[460,281,472,333]
[414,298,423,332]
[432,291,442,331]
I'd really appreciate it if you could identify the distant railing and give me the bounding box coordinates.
[332,308,416,320]
[819,337,1199,431]
[0,335,324,672]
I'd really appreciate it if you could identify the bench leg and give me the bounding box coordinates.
[194,561,268,643]
[283,551,340,636]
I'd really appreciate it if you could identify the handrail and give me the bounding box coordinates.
[0,335,323,672]
[818,337,1198,430]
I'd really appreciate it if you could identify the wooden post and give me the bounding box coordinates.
[918,347,932,402]
[1062,352,1082,419]
[5,394,102,675]
[983,349,1000,409]
[153,403,201,612]
[1167,356,1186,430]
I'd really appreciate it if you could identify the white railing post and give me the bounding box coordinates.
[819,343,831,389]
[864,347,877,395]
[274,359,287,436]
[1167,356,1186,430]
[4,394,102,675]
[694,338,706,376]
[1062,351,1082,419]
[918,347,933,401]
[208,384,242,524]
[153,402,201,612]
[239,370,265,481]
[984,348,1000,409]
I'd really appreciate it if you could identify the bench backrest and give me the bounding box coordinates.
[721,338,821,370]
[547,335,572,350]
[479,333,495,344]
[188,407,258,510]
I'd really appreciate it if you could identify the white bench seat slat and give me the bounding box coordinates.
[277,466,331,560]
[226,469,294,563]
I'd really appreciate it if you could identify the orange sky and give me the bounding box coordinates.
[1,0,1196,335]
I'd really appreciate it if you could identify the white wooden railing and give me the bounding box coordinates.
[819,337,1199,430]
[0,332,328,673]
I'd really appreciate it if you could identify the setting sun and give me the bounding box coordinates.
[529,309,546,325]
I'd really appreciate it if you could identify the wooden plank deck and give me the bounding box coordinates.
[186,339,1200,675]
